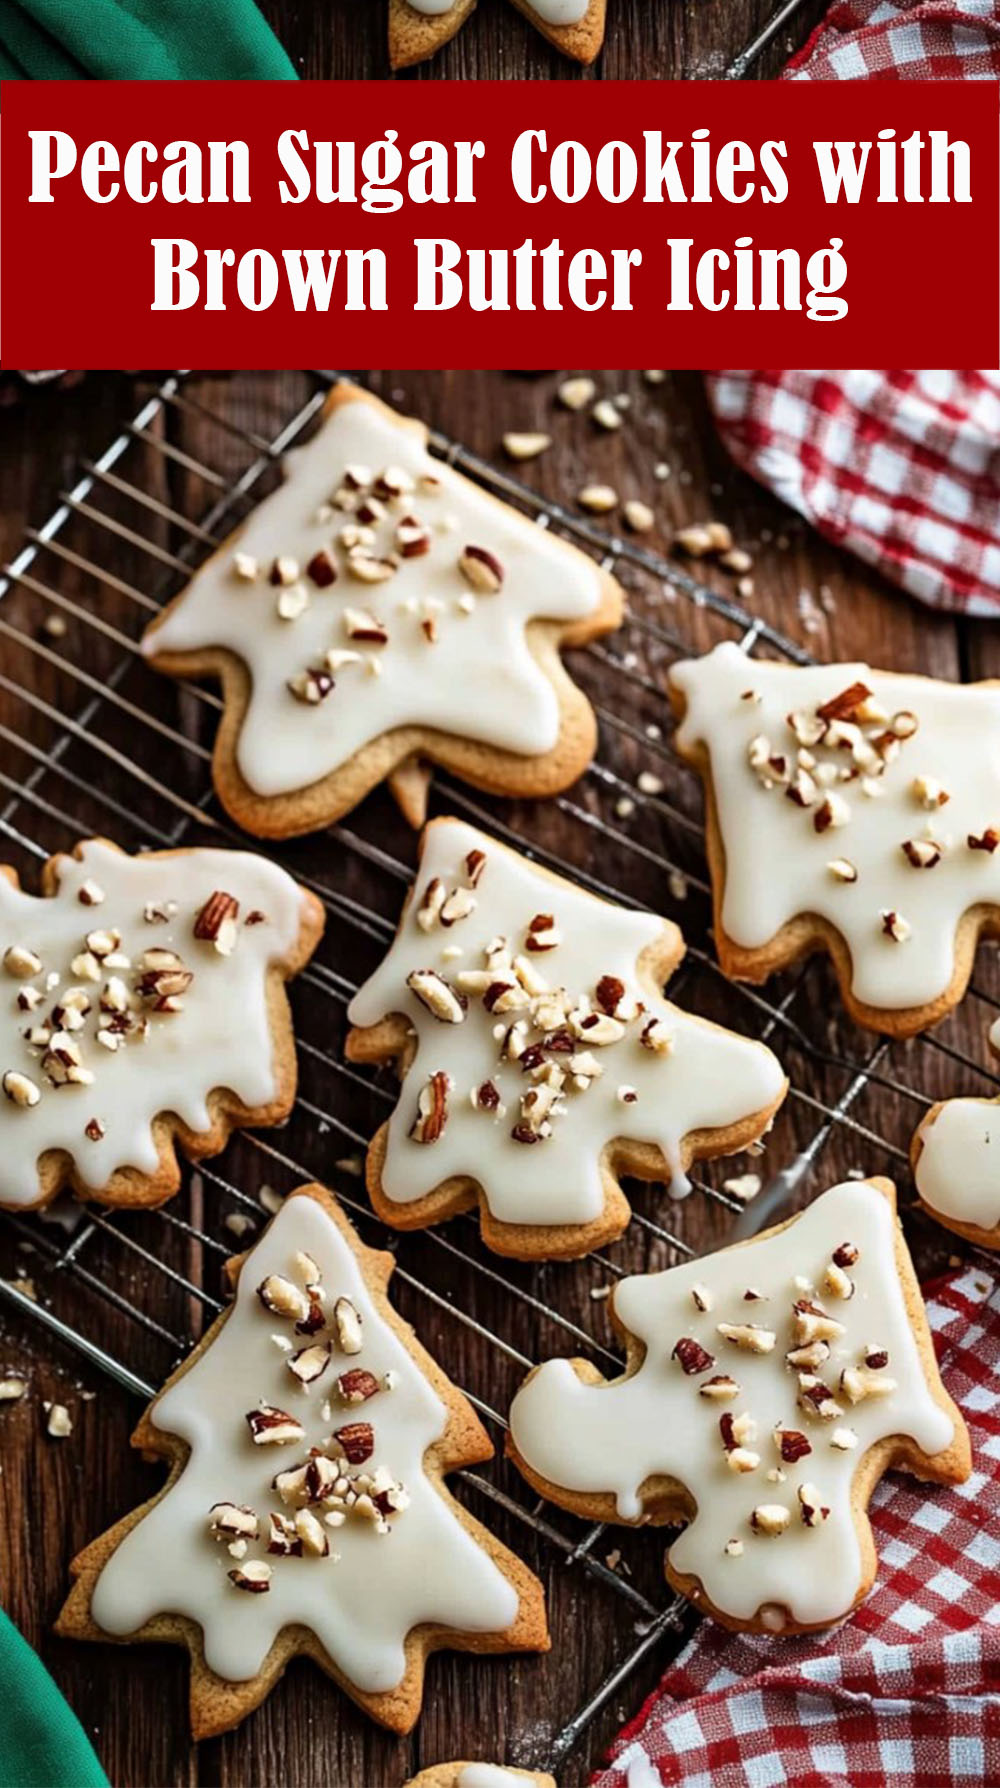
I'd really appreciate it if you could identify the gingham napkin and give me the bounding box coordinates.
[592,1266,1000,1787]
[783,0,1000,79]
[706,372,1000,615]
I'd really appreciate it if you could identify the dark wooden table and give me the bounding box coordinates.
[0,371,996,1788]
[260,0,827,80]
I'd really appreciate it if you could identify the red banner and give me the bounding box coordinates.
[2,80,997,369]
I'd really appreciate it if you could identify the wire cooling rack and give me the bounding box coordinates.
[0,372,997,1782]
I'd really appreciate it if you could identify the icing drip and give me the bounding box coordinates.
[508,1181,954,1628]
[142,394,604,800]
[347,819,785,1229]
[89,1193,519,1688]
[672,641,1000,1011]
[0,843,311,1208]
[915,1097,1000,1232]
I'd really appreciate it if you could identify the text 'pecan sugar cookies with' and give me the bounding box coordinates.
[507,1177,969,1635]
[389,0,606,68]
[347,817,787,1259]
[141,383,622,837]
[57,1184,548,1737]
[0,840,323,1212]
[670,640,1000,1036]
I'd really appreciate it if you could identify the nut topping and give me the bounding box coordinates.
[333,1296,364,1356]
[209,1502,259,1541]
[672,1337,715,1375]
[334,1420,375,1464]
[716,1322,776,1355]
[699,1374,739,1401]
[336,1368,380,1404]
[458,545,504,594]
[3,1069,40,1108]
[229,1560,272,1593]
[287,1343,331,1385]
[775,1428,811,1464]
[245,1405,306,1446]
[306,548,339,587]
[406,969,466,1024]
[257,1275,311,1323]
[797,1483,830,1527]
[902,838,941,869]
[410,1070,451,1144]
[3,945,42,978]
[750,1503,790,1537]
[287,666,334,704]
[968,828,1000,853]
[193,891,240,955]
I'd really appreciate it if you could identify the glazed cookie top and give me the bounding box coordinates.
[142,389,606,801]
[89,1190,520,1689]
[671,641,1000,1011]
[0,843,313,1208]
[915,1095,1000,1233]
[348,819,786,1226]
[509,1179,955,1630]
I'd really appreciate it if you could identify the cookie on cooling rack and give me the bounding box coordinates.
[507,1175,969,1636]
[911,1082,1000,1250]
[388,0,606,67]
[670,640,1000,1037]
[140,382,623,838]
[404,1766,557,1788]
[345,816,787,1260]
[0,838,323,1212]
[57,1182,548,1738]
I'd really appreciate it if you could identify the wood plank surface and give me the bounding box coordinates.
[259,0,827,78]
[0,369,989,1788]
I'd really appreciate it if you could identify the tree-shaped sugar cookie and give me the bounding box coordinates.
[507,1177,969,1635]
[0,839,323,1212]
[389,0,606,68]
[57,1183,548,1737]
[670,640,1000,1036]
[141,383,622,838]
[347,818,787,1260]
[405,1767,557,1788]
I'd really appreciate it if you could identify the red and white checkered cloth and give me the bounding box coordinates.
[592,1266,1000,1788]
[706,371,1000,615]
[784,0,1000,80]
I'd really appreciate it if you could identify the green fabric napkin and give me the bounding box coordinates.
[0,1607,109,1788]
[0,0,296,78]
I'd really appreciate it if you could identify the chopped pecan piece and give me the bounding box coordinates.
[338,1366,381,1408]
[245,1405,306,1446]
[672,1337,715,1375]
[333,1297,364,1356]
[193,891,240,954]
[229,1560,272,1592]
[410,1070,451,1144]
[334,1420,375,1464]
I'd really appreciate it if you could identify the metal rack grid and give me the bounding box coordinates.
[0,372,997,1781]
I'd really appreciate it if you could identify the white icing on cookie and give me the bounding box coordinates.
[508,1180,954,1629]
[142,391,604,801]
[672,641,1000,1012]
[0,844,313,1209]
[89,1192,519,1688]
[347,820,785,1229]
[915,1097,1000,1234]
